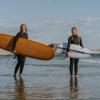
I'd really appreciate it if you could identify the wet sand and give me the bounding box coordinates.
[0,57,100,100]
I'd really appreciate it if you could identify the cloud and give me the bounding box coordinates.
[0,23,19,34]
[0,17,100,48]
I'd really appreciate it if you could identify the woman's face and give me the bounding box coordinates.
[20,24,27,32]
[72,29,78,36]
[21,25,26,30]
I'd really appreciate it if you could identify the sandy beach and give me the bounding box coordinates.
[0,56,100,100]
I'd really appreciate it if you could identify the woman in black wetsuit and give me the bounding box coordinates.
[13,24,28,77]
[67,27,83,77]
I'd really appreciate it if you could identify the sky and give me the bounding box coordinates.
[0,0,100,49]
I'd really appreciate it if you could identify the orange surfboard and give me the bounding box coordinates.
[0,33,54,60]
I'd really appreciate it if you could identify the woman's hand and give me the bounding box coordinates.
[13,50,16,53]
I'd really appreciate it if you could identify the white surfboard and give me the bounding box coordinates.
[68,44,94,58]
[68,51,91,58]
[70,44,94,54]
[53,42,100,58]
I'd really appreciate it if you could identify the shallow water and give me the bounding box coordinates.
[0,56,100,100]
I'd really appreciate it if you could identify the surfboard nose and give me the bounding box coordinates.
[44,47,55,60]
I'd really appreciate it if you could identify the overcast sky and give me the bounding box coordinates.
[0,0,100,49]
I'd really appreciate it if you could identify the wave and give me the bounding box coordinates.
[80,59,100,64]
[25,63,68,67]
[0,55,100,66]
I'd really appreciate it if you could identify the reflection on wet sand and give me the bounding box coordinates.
[14,76,26,100]
[27,87,55,99]
[69,76,79,100]
[13,76,55,100]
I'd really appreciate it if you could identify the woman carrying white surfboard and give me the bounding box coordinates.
[13,24,28,77]
[67,27,83,77]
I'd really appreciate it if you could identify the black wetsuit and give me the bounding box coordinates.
[67,35,83,75]
[13,32,28,75]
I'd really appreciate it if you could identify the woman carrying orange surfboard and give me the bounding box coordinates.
[13,24,28,77]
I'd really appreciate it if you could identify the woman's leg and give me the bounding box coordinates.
[20,63,24,75]
[74,59,79,75]
[69,58,74,76]
[19,57,26,75]
[14,62,20,76]
[14,55,21,77]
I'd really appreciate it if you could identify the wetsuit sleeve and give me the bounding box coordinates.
[13,33,20,50]
[80,37,83,47]
[67,37,71,52]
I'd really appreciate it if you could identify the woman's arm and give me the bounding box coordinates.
[12,33,20,50]
[80,37,83,47]
[66,37,71,57]
[67,37,71,52]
